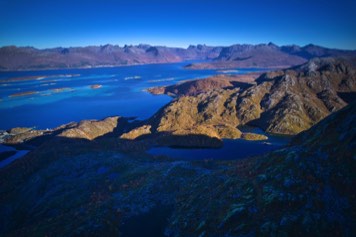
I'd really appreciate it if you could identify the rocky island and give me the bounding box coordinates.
[8,91,39,97]
[90,84,102,89]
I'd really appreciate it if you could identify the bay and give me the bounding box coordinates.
[0,62,260,130]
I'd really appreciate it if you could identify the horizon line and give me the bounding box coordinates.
[1,42,355,51]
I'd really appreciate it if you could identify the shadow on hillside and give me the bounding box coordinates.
[229,81,254,90]
[0,117,225,176]
[338,92,356,104]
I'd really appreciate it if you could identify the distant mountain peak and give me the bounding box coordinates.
[267,42,278,47]
[145,46,159,56]
[137,44,151,49]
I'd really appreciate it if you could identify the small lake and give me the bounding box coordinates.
[148,132,290,161]
[0,62,261,130]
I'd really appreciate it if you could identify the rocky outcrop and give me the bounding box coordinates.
[2,127,50,145]
[1,117,121,147]
[149,88,242,139]
[58,117,120,140]
[90,84,102,89]
[120,125,151,140]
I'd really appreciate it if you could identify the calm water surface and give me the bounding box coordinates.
[148,129,291,161]
[0,62,260,130]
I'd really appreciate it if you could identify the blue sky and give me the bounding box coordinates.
[0,0,355,49]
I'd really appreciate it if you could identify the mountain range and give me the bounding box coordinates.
[1,43,355,71]
[186,43,356,69]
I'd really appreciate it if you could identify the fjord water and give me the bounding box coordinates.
[0,62,257,130]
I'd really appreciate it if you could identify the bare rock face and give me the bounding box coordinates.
[3,128,48,145]
[236,81,272,124]
[58,117,120,140]
[150,88,242,139]
[120,125,151,140]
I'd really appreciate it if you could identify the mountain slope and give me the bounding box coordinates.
[186,43,356,69]
[237,57,355,134]
[168,102,356,237]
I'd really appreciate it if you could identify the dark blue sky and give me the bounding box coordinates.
[0,0,355,49]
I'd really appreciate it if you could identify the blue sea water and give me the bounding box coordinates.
[0,62,260,130]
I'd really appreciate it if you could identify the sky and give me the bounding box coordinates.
[0,0,355,49]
